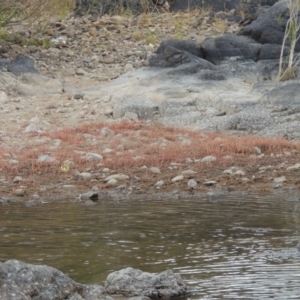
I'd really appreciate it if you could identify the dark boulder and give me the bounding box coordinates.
[258,43,289,60]
[239,0,300,50]
[105,267,188,299]
[201,34,261,64]
[149,39,203,68]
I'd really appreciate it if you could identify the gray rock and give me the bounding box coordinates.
[187,179,197,188]
[0,91,9,104]
[105,267,187,298]
[0,260,79,299]
[240,1,294,49]
[7,54,39,74]
[201,34,261,64]
[113,95,158,120]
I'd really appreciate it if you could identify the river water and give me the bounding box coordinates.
[1,193,300,299]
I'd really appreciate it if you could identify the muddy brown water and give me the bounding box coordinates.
[1,194,300,299]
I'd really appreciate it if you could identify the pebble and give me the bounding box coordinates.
[107,178,118,185]
[84,152,103,161]
[24,123,41,133]
[286,163,300,171]
[37,154,55,163]
[14,188,25,196]
[0,91,9,104]
[182,169,197,175]
[105,174,129,181]
[273,176,286,183]
[12,176,23,183]
[155,180,164,187]
[204,181,217,186]
[187,179,197,188]
[80,172,92,179]
[201,155,216,163]
[172,175,184,182]
[150,167,161,174]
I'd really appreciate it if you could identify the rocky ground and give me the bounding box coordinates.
[1,7,300,204]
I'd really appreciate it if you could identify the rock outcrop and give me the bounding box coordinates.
[0,260,188,300]
[105,267,188,299]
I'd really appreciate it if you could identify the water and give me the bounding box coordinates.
[1,194,300,299]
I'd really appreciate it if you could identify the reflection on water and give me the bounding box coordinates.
[1,194,300,298]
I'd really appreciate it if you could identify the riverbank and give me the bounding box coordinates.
[0,117,300,204]
[1,7,300,203]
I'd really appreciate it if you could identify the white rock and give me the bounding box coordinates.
[286,163,300,171]
[182,169,197,175]
[273,176,286,183]
[103,148,114,154]
[24,123,41,133]
[150,167,161,174]
[204,180,217,186]
[105,174,129,181]
[234,170,246,176]
[14,188,25,196]
[253,146,262,154]
[201,155,216,163]
[12,176,23,183]
[187,179,197,188]
[107,178,118,185]
[37,154,55,163]
[85,152,103,161]
[80,172,92,179]
[0,91,9,104]
[100,127,115,137]
[172,175,184,182]
[103,168,110,173]
[8,159,19,165]
[155,180,164,187]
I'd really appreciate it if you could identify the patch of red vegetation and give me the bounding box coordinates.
[0,120,300,200]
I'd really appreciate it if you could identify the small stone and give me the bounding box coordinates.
[8,159,19,165]
[187,179,197,188]
[79,190,98,201]
[76,68,87,75]
[24,123,41,133]
[14,188,25,196]
[204,181,217,186]
[150,167,161,174]
[80,172,92,179]
[234,170,246,176]
[182,169,197,175]
[103,148,114,154]
[103,168,110,172]
[105,174,129,181]
[155,180,164,187]
[85,152,103,161]
[74,93,84,100]
[12,176,23,183]
[37,154,55,163]
[273,176,286,183]
[253,146,262,154]
[201,155,216,163]
[0,91,9,104]
[172,175,184,182]
[287,163,300,171]
[100,127,115,137]
[107,178,118,185]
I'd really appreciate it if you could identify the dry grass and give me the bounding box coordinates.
[1,120,299,184]
[0,0,75,28]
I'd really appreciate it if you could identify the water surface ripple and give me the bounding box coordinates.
[1,194,300,299]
